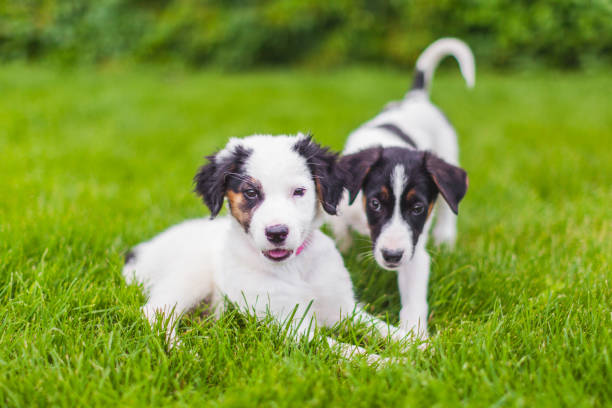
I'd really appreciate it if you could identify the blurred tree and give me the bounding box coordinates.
[0,0,610,69]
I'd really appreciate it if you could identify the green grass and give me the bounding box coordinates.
[1,63,611,407]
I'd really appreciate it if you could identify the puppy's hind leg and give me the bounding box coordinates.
[431,126,460,248]
[141,273,215,348]
[328,215,353,253]
[327,192,370,253]
[432,200,457,247]
[326,338,384,365]
[352,308,407,343]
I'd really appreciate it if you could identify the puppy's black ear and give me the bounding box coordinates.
[424,152,468,214]
[337,147,382,205]
[293,135,346,215]
[194,146,251,218]
[194,155,224,218]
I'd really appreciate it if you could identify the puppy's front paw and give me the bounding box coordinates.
[141,304,180,348]
[371,354,410,368]
[399,315,429,344]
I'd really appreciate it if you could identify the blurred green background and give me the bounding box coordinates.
[2,0,611,70]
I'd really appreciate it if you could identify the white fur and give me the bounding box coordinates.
[329,38,475,340]
[416,37,475,90]
[124,134,407,361]
[373,165,412,267]
[234,134,319,252]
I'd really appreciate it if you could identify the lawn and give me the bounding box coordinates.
[1,63,610,407]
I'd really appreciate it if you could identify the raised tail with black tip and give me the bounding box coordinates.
[411,38,475,94]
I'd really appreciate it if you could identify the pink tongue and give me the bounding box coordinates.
[268,249,289,258]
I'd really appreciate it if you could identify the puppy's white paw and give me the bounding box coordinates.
[416,338,430,351]
[387,326,413,344]
[370,354,410,368]
[400,316,429,344]
[141,304,181,348]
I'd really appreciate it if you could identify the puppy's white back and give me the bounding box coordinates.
[344,94,455,157]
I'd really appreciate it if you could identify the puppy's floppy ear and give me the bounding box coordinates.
[293,134,346,215]
[337,147,382,205]
[194,146,251,218]
[424,152,468,214]
[193,155,225,218]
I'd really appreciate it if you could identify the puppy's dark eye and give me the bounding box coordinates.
[370,198,382,212]
[244,189,258,200]
[293,188,306,197]
[411,203,425,216]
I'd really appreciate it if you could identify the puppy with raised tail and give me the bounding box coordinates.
[123,133,407,362]
[329,38,474,341]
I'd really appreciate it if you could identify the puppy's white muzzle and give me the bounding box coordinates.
[374,218,413,270]
[250,198,312,263]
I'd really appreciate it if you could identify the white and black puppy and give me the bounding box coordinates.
[328,38,474,340]
[123,133,406,361]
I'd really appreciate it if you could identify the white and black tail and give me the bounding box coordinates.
[410,38,475,94]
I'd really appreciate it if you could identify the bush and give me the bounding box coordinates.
[0,0,610,69]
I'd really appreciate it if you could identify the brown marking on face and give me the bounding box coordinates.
[227,190,251,231]
[405,188,416,201]
[226,176,263,233]
[380,186,389,200]
[427,201,434,217]
[314,178,324,207]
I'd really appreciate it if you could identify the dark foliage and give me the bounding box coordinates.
[1,0,610,69]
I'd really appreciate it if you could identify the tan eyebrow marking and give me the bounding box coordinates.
[226,177,262,233]
[227,190,251,231]
[405,188,416,200]
[380,186,389,200]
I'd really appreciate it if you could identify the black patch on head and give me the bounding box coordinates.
[424,152,468,214]
[411,69,426,90]
[226,177,264,233]
[342,147,467,254]
[193,145,252,218]
[293,135,346,215]
[358,148,438,250]
[337,146,383,205]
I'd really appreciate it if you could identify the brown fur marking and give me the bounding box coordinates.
[427,201,434,217]
[380,186,389,200]
[314,178,324,207]
[227,190,252,231]
[405,188,416,201]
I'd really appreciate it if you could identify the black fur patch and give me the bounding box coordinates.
[341,147,468,251]
[338,146,383,205]
[362,148,437,249]
[293,135,346,215]
[412,69,425,90]
[193,145,253,218]
[375,123,418,148]
[124,250,135,265]
[226,176,264,233]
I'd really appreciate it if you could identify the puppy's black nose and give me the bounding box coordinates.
[265,224,289,244]
[381,249,404,264]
